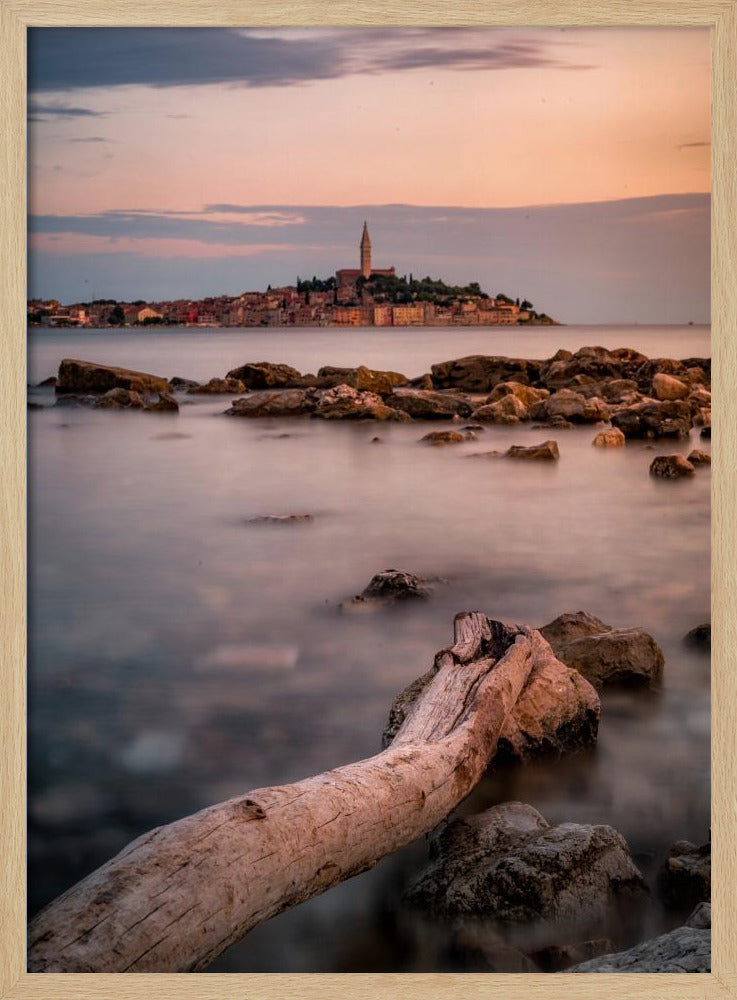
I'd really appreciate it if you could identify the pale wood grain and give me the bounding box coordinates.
[1,0,735,997]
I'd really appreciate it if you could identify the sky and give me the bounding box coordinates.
[27,27,710,324]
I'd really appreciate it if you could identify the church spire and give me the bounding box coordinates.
[360,221,372,279]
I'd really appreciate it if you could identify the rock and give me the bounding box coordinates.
[431,355,541,392]
[54,394,98,408]
[534,389,609,424]
[387,389,472,420]
[403,803,645,923]
[341,569,431,610]
[700,425,711,440]
[688,387,711,407]
[27,401,44,410]
[420,430,474,446]
[225,389,318,418]
[450,928,539,972]
[611,399,692,440]
[37,376,58,388]
[314,384,409,421]
[569,925,710,973]
[686,448,711,466]
[658,839,710,910]
[144,392,179,413]
[493,641,600,764]
[684,623,710,650]
[244,514,314,525]
[506,440,559,461]
[652,373,690,401]
[169,376,200,390]
[540,611,612,647]
[92,388,145,410]
[57,359,170,395]
[188,377,246,394]
[486,381,549,408]
[384,625,599,765]
[408,373,435,390]
[471,395,529,423]
[592,427,625,447]
[530,939,615,972]
[539,347,623,390]
[685,902,711,929]
[225,361,304,388]
[316,365,408,395]
[598,379,639,402]
[545,625,664,689]
[650,454,695,479]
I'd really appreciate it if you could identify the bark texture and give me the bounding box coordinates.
[28,613,540,974]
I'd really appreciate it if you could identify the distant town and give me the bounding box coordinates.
[28,223,556,330]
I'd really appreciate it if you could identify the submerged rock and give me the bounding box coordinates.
[57,359,170,395]
[92,388,145,410]
[387,388,472,420]
[244,514,314,525]
[684,623,710,650]
[341,569,431,611]
[569,924,710,973]
[506,440,560,461]
[592,427,625,447]
[169,376,200,390]
[686,448,711,466]
[225,361,304,388]
[658,839,711,910]
[144,392,179,413]
[420,430,474,446]
[650,454,695,479]
[403,803,645,923]
[225,389,318,418]
[188,377,246,394]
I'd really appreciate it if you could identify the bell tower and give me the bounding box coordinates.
[360,221,372,279]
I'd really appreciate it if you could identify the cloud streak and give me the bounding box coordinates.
[27,100,108,121]
[28,27,595,94]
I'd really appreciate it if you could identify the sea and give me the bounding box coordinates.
[27,324,710,971]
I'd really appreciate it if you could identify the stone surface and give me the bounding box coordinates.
[684,623,710,650]
[685,902,711,929]
[169,376,200,390]
[535,389,610,424]
[420,430,473,446]
[530,938,615,972]
[403,803,645,923]
[506,440,560,461]
[431,355,540,392]
[540,611,612,648]
[188,377,246,394]
[547,627,664,689]
[92,388,145,410]
[569,925,710,973]
[316,365,408,395]
[225,361,304,388]
[486,381,549,408]
[658,839,711,910]
[57,359,171,395]
[314,384,409,421]
[686,448,711,466]
[144,392,179,413]
[225,389,318,418]
[341,569,431,610]
[652,373,690,401]
[650,454,696,479]
[471,395,529,423]
[592,427,626,447]
[387,389,472,420]
[611,399,692,440]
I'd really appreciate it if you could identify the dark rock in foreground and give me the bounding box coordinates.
[569,922,710,973]
[403,802,645,923]
[57,359,170,395]
[658,839,710,910]
[684,623,711,650]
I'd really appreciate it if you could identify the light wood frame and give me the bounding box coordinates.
[1,3,733,998]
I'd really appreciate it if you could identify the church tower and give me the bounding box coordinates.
[360,221,372,279]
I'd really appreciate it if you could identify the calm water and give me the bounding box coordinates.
[27,325,710,971]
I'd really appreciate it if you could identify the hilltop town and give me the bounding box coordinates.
[28,223,556,330]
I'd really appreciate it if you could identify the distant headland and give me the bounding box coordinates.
[27,222,556,330]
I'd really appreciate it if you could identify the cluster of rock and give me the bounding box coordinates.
[42,349,711,441]
[650,449,711,480]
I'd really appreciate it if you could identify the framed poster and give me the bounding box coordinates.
[2,2,734,998]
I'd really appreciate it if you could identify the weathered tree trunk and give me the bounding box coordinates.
[28,613,545,973]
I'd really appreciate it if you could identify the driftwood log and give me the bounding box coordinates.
[28,613,552,973]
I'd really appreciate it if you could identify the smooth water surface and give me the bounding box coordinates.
[27,325,710,971]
